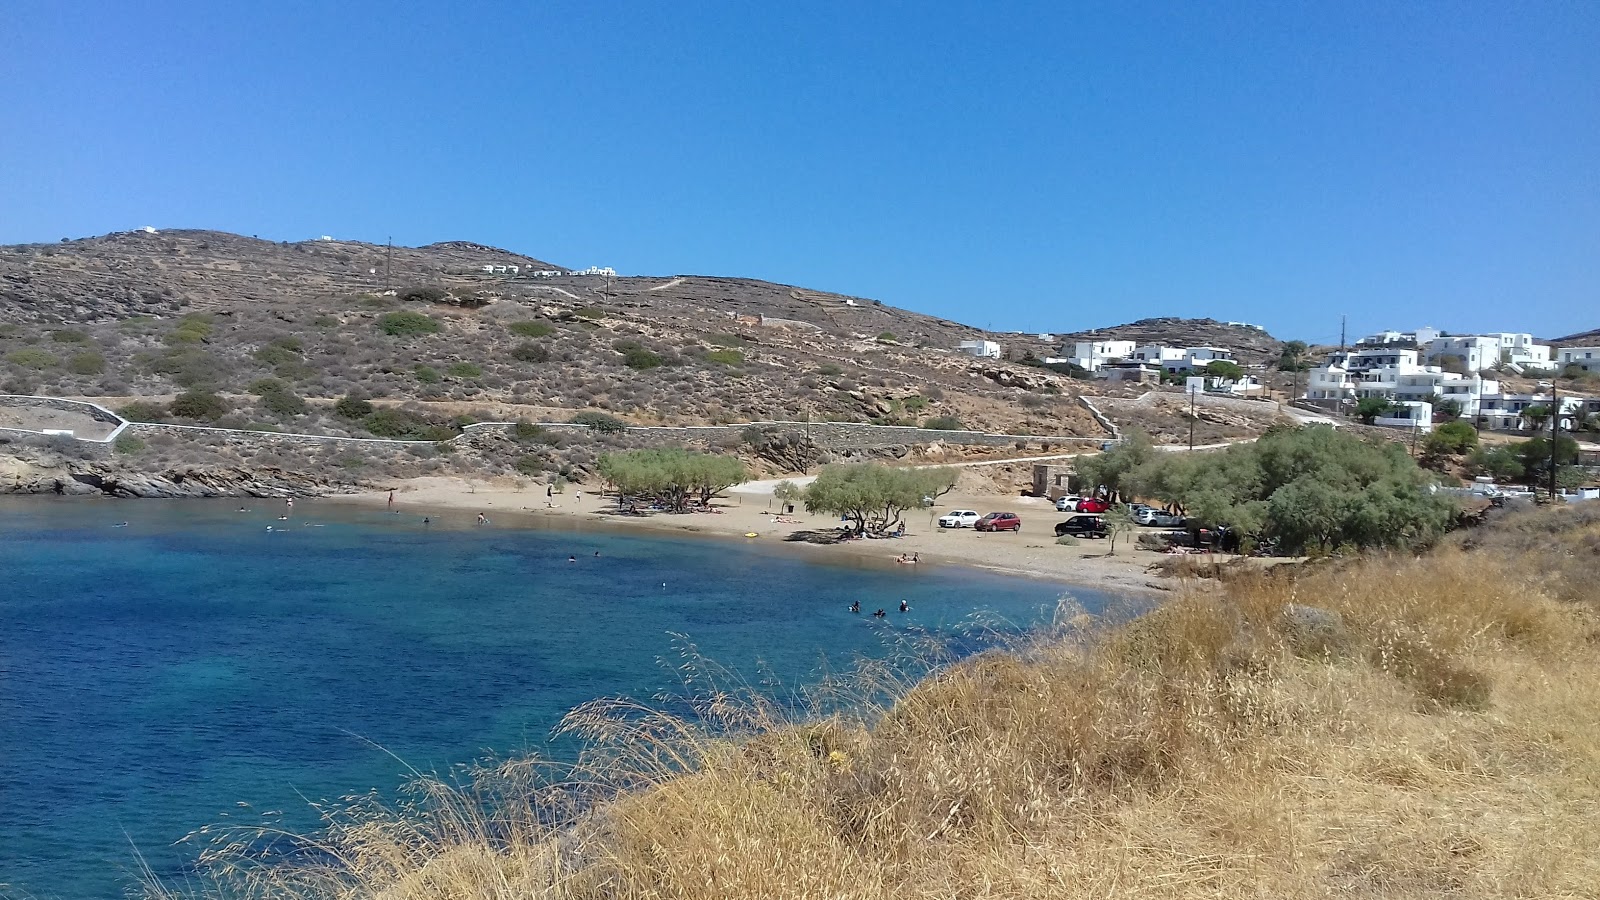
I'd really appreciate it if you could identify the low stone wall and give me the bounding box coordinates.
[0,394,125,425]
[125,422,426,453]
[0,426,113,457]
[462,420,1103,452]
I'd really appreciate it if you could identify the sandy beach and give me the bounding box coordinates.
[326,476,1190,597]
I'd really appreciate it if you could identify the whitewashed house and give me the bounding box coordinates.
[1426,335,1504,372]
[957,340,1002,359]
[1375,400,1434,432]
[1068,340,1136,372]
[1558,346,1600,373]
[1486,333,1554,371]
[1393,370,1498,417]
[1477,393,1585,432]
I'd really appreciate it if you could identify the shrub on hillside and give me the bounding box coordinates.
[414,365,442,384]
[703,349,744,366]
[169,390,229,421]
[508,320,555,338]
[361,408,456,441]
[378,311,442,338]
[165,314,213,345]
[251,378,308,416]
[511,342,550,363]
[69,351,106,375]
[572,306,606,320]
[514,454,546,475]
[116,401,168,422]
[5,348,58,370]
[113,434,146,455]
[334,395,375,419]
[921,415,965,431]
[571,411,628,434]
[447,362,483,378]
[399,286,450,304]
[624,348,664,370]
[50,329,89,344]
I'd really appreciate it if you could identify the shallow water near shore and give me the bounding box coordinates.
[0,497,1113,899]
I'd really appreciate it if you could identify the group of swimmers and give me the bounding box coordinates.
[849,599,911,617]
[895,553,920,564]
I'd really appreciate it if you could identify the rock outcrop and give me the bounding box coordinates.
[0,452,368,498]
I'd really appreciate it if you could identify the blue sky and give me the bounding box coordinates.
[3,2,1597,342]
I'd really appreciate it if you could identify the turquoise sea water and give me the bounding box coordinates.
[0,497,1112,899]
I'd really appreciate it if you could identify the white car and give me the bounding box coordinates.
[938,509,980,528]
[1134,508,1185,528]
[1054,495,1083,512]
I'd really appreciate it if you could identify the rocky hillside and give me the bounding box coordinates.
[1552,327,1600,346]
[1057,317,1285,364]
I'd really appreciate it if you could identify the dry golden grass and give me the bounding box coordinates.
[156,506,1600,899]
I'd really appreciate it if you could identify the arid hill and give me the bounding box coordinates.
[1057,316,1286,364]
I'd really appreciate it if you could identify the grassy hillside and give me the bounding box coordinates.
[157,502,1600,899]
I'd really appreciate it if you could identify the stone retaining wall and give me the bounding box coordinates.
[463,420,1102,452]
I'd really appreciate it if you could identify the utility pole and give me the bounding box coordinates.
[1550,382,1560,502]
[385,236,393,292]
[1188,384,1196,452]
[1340,315,1346,352]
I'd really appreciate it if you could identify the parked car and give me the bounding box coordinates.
[1054,495,1084,512]
[974,512,1022,532]
[938,509,980,529]
[1077,498,1111,513]
[1133,508,1185,527]
[1055,514,1108,538]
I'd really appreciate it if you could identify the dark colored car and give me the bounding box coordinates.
[974,512,1022,532]
[1077,498,1111,513]
[1054,514,1108,539]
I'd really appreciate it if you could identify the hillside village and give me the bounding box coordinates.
[0,229,1596,502]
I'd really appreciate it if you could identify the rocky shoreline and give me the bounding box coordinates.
[0,450,370,499]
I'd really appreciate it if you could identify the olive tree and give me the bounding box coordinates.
[597,449,748,513]
[801,463,958,536]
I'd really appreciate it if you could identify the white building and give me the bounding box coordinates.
[1128,344,1236,373]
[1558,346,1600,373]
[571,266,617,277]
[1304,364,1354,402]
[1355,326,1441,347]
[1375,400,1434,433]
[957,340,1002,359]
[1393,371,1498,417]
[1485,333,1554,371]
[1068,340,1136,373]
[1425,335,1501,373]
[1476,393,1585,432]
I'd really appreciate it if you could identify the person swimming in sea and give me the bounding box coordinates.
[899,599,909,612]
[849,600,861,613]
[568,555,577,563]
[873,608,887,618]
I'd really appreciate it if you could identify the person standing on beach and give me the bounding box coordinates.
[387,490,395,510]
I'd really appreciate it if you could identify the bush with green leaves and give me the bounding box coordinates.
[447,362,483,378]
[511,342,550,363]
[511,421,562,446]
[116,401,168,422]
[514,454,546,475]
[597,448,749,512]
[1078,425,1456,555]
[571,411,628,434]
[876,331,897,343]
[921,415,965,431]
[378,311,442,338]
[801,462,959,536]
[1422,421,1478,458]
[334,395,375,419]
[251,378,308,416]
[68,351,106,375]
[817,363,843,377]
[623,348,664,370]
[5,348,58,370]
[1354,396,1397,424]
[399,286,450,304]
[508,320,555,338]
[113,434,146,455]
[50,329,89,344]
[706,333,747,348]
[169,390,229,421]
[360,408,456,441]
[166,314,213,345]
[702,349,744,366]
[147,348,226,388]
[572,306,606,320]
[414,365,442,384]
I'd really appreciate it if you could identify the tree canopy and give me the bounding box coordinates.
[801,463,958,536]
[597,449,748,513]
[1079,424,1455,554]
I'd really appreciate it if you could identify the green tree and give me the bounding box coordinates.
[334,395,375,419]
[1521,405,1551,432]
[1074,430,1156,502]
[1354,396,1395,425]
[1204,360,1246,381]
[596,449,749,513]
[1422,420,1478,458]
[1435,397,1464,420]
[801,463,958,536]
[1467,445,1524,482]
[1514,435,1579,486]
[1277,340,1312,372]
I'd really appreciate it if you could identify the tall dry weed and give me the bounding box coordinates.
[151,510,1600,900]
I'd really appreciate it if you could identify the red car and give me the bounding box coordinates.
[974,512,1022,532]
[1077,498,1110,513]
